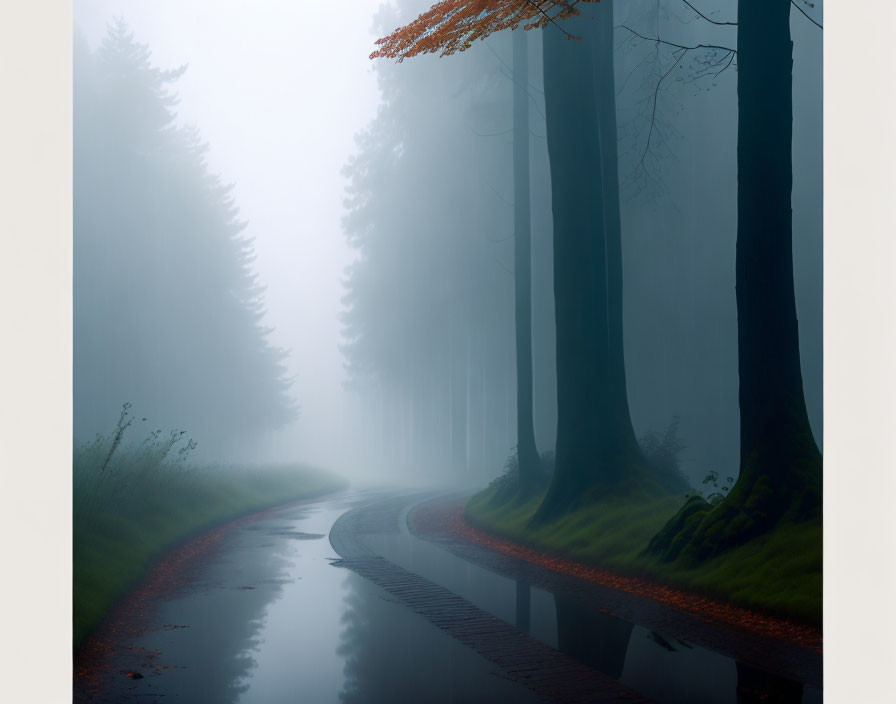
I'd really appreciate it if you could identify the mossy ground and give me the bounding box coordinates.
[466,485,821,626]
[73,464,345,649]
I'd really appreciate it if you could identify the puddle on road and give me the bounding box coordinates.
[364,508,822,704]
[93,493,540,703]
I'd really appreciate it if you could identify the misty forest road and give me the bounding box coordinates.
[75,489,822,704]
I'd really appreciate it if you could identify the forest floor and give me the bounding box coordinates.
[457,488,822,642]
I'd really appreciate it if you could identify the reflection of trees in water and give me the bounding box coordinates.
[554,595,806,703]
[336,570,808,704]
[337,573,374,703]
[736,662,804,704]
[337,571,541,704]
[87,529,293,704]
[338,572,452,704]
[155,540,293,703]
[554,595,634,679]
[515,580,530,633]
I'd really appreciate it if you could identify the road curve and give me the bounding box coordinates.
[330,492,653,703]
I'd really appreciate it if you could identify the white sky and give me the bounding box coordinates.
[74,0,387,468]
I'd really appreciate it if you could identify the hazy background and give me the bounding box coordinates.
[74,0,383,471]
[73,0,822,489]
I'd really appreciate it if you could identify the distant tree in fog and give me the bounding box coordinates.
[342,3,520,480]
[74,21,295,454]
[509,29,542,497]
[375,1,662,518]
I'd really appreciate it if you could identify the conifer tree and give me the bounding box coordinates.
[75,21,295,454]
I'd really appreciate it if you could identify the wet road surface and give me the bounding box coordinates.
[75,489,822,703]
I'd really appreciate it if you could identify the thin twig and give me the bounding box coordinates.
[680,0,736,26]
[791,0,823,30]
[617,25,736,54]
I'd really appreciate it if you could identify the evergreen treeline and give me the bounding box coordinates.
[74,21,295,456]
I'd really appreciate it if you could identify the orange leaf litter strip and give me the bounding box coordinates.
[412,499,822,654]
[74,502,291,695]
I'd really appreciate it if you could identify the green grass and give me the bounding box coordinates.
[468,486,683,566]
[73,418,346,650]
[466,484,821,626]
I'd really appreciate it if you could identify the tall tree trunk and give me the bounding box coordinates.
[465,323,472,477]
[731,0,821,522]
[513,28,541,497]
[535,3,642,521]
[450,326,468,476]
[594,1,641,468]
[648,1,821,564]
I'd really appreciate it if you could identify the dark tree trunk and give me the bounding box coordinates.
[735,0,821,490]
[535,2,642,521]
[594,2,641,468]
[512,28,542,497]
[729,0,822,525]
[648,1,821,564]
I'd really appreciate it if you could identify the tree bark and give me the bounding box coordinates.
[513,28,542,497]
[731,0,821,524]
[594,1,641,468]
[648,1,821,564]
[535,2,642,521]
[736,2,819,468]
[450,318,468,476]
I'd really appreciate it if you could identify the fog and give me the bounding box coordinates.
[74,0,383,472]
[73,0,822,488]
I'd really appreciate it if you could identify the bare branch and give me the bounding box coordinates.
[482,177,514,207]
[471,126,514,137]
[640,48,687,172]
[522,0,581,40]
[486,41,543,95]
[499,66,547,121]
[791,0,823,30]
[679,0,736,26]
[617,24,736,55]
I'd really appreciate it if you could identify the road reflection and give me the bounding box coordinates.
[338,570,542,703]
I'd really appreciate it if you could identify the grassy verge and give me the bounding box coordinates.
[466,485,821,626]
[73,417,346,649]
